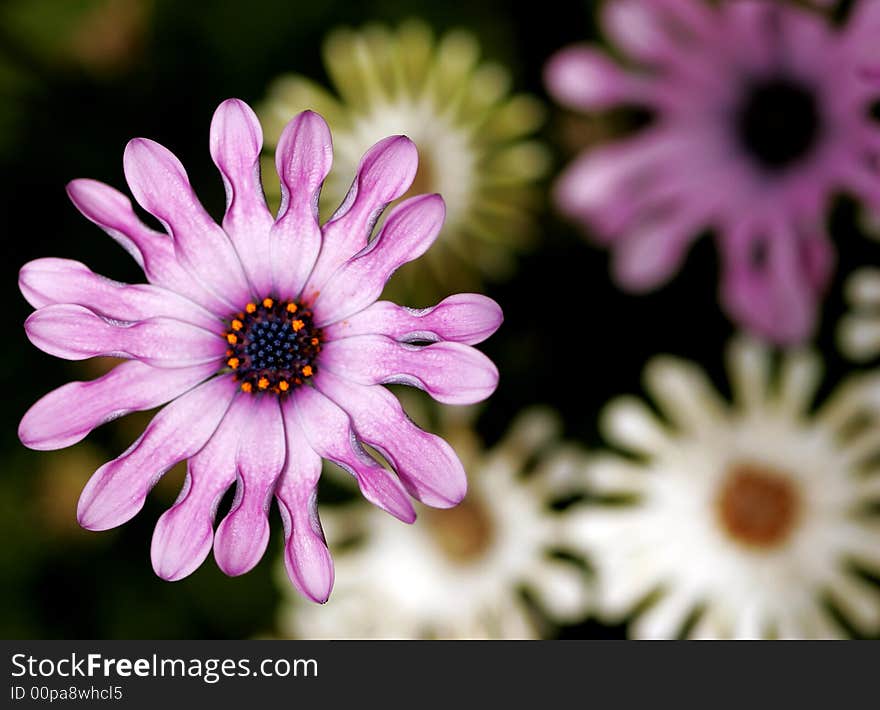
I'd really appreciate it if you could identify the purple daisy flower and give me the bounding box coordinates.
[18,99,502,603]
[545,0,880,343]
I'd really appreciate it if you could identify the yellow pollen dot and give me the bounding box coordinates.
[278,381,290,392]
[226,333,238,345]
[310,337,319,345]
[227,357,240,369]
[245,303,257,313]
[302,365,313,377]
[292,319,305,332]
[258,377,270,390]
[231,319,243,331]
[286,303,298,313]
[240,382,253,393]
[262,297,274,308]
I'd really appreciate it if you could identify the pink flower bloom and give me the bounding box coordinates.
[545,0,880,344]
[18,99,502,603]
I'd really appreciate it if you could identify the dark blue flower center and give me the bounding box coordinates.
[223,297,322,394]
[736,77,821,170]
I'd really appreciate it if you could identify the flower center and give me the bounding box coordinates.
[736,78,821,170]
[715,463,801,549]
[423,496,495,564]
[222,297,322,394]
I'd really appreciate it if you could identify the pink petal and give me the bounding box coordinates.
[611,208,706,292]
[846,0,880,46]
[77,375,238,531]
[19,360,217,451]
[311,194,446,326]
[844,0,880,81]
[602,0,715,64]
[25,304,225,368]
[20,258,219,331]
[560,126,703,239]
[210,99,275,297]
[151,394,249,581]
[553,134,672,238]
[276,401,334,603]
[65,178,165,272]
[292,386,416,523]
[317,371,466,508]
[66,179,221,310]
[544,45,646,110]
[270,111,332,300]
[214,396,286,577]
[324,293,503,345]
[801,230,835,294]
[123,138,252,307]
[321,334,499,405]
[719,0,786,72]
[718,220,822,345]
[305,135,418,294]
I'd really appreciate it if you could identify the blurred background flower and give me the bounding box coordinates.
[544,0,880,345]
[567,338,880,639]
[258,20,549,301]
[277,407,591,639]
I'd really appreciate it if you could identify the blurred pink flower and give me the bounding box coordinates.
[18,99,501,602]
[545,0,880,343]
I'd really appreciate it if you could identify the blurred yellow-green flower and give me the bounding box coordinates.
[259,20,549,301]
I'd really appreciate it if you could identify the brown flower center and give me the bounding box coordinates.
[716,463,801,549]
[423,496,494,563]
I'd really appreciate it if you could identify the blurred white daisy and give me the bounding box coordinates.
[259,20,548,300]
[839,268,880,362]
[566,338,880,639]
[279,408,590,639]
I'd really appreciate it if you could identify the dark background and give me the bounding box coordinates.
[0,0,873,639]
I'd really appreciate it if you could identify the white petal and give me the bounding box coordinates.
[585,455,647,496]
[527,558,592,624]
[774,349,821,417]
[727,337,771,413]
[838,314,880,362]
[644,356,726,434]
[845,268,880,307]
[631,586,700,640]
[600,396,671,456]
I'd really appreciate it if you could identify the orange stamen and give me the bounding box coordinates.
[231,319,243,331]
[262,297,274,308]
[258,377,270,390]
[286,302,298,313]
[226,333,238,345]
[278,381,290,392]
[240,382,253,393]
[292,319,305,332]
[227,357,240,369]
[245,302,257,314]
[302,365,313,377]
